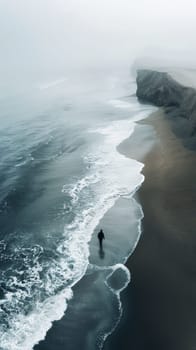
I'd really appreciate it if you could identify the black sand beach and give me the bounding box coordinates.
[105,109,196,350]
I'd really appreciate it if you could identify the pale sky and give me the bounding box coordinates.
[0,0,196,76]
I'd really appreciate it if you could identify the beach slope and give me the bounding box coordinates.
[105,72,196,349]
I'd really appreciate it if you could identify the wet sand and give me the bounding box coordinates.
[34,194,144,350]
[105,109,196,350]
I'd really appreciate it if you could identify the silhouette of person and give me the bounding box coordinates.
[97,229,105,249]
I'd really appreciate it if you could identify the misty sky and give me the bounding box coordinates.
[0,0,196,77]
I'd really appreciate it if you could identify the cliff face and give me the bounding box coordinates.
[136,70,196,148]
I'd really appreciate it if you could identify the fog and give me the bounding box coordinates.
[0,0,196,79]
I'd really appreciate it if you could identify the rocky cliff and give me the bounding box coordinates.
[136,70,196,149]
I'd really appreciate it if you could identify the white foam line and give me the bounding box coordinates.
[87,197,144,350]
[86,262,131,350]
[87,106,152,348]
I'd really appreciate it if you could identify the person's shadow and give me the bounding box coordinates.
[99,246,105,259]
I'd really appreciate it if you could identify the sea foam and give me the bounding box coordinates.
[0,106,152,350]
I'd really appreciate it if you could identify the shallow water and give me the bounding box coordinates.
[34,196,143,350]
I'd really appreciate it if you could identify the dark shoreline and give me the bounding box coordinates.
[105,109,196,350]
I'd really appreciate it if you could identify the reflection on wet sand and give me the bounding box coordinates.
[99,246,105,259]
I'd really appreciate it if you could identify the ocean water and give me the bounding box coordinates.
[0,68,153,350]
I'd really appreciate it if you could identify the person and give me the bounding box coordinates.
[97,229,105,249]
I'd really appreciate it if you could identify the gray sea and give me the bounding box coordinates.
[0,67,153,350]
